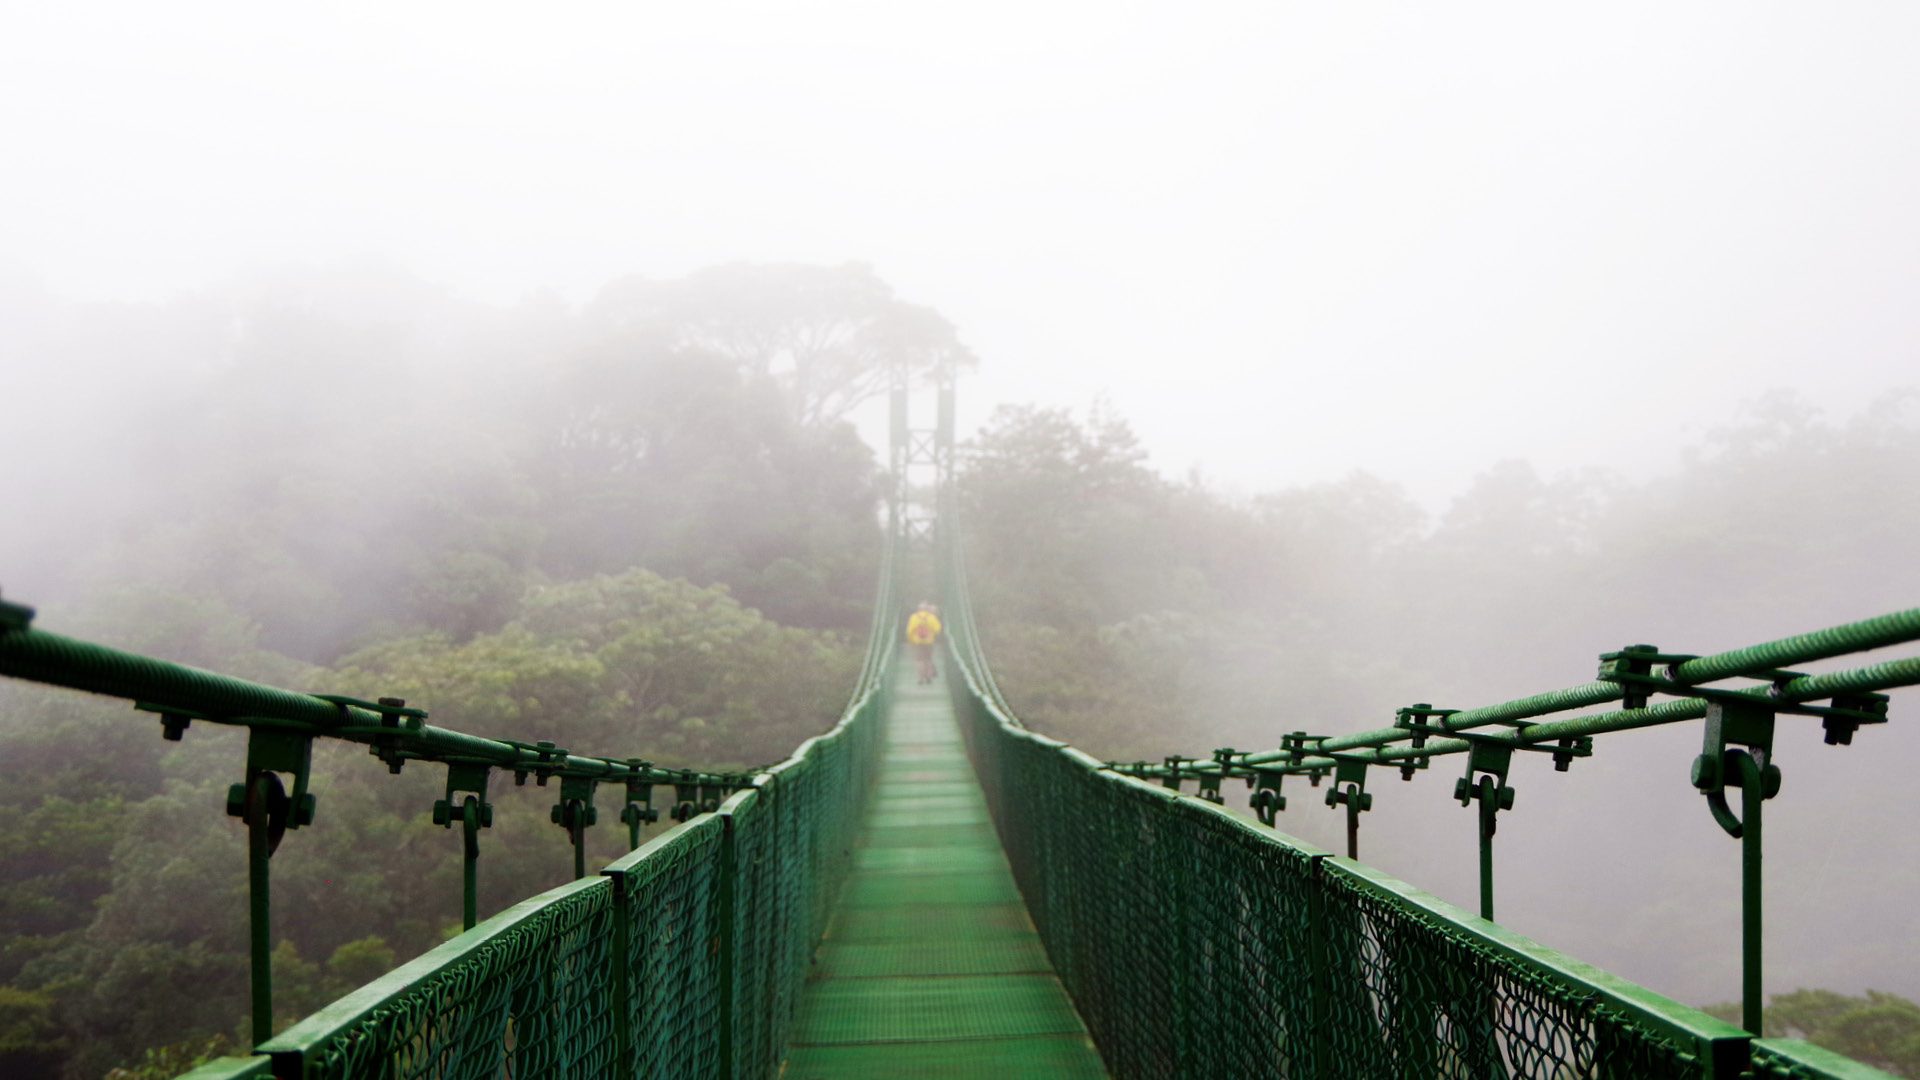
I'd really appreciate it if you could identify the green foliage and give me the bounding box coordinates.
[0,796,122,982]
[339,570,859,767]
[1705,989,1920,1077]
[100,1033,240,1080]
[0,985,66,1077]
[0,260,908,1077]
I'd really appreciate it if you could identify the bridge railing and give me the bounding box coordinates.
[0,538,898,1080]
[939,530,1905,1079]
[254,671,890,1079]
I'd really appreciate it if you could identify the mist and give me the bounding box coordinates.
[4,3,1919,1076]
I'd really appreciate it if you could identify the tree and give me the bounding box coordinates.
[587,262,976,426]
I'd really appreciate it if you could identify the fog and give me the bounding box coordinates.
[9,4,1920,501]
[3,3,1919,1074]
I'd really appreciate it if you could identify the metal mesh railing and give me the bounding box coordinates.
[940,526,1901,1079]
[251,602,893,1080]
[252,549,894,1080]
[0,538,898,1079]
[258,875,619,1078]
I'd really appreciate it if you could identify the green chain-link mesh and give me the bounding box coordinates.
[938,527,1897,1080]
[244,550,898,1080]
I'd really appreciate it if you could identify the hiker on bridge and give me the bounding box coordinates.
[907,602,943,683]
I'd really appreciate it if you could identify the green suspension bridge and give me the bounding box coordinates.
[0,379,1914,1079]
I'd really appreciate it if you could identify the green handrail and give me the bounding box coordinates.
[939,518,1904,1079]
[0,532,899,1078]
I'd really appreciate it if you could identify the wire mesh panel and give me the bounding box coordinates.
[955,702,1324,1078]
[1318,861,1737,1078]
[260,876,618,1079]
[726,786,783,1079]
[609,815,727,1080]
[944,571,1777,1080]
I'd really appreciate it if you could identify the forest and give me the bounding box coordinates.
[1,263,1916,1077]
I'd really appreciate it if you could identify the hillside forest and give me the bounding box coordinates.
[1,263,1915,1076]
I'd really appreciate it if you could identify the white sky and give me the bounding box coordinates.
[4,2,1918,503]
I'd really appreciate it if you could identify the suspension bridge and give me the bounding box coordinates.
[0,382,1912,1079]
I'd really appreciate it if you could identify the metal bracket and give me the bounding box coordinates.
[1453,737,1517,813]
[551,775,600,831]
[620,760,659,836]
[1692,700,1781,839]
[1198,748,1243,804]
[1249,768,1288,825]
[1160,755,1196,793]
[1280,732,1334,787]
[671,772,703,821]
[1599,645,1891,740]
[316,695,427,774]
[505,739,569,786]
[1323,755,1374,812]
[224,727,317,854]
[432,762,494,829]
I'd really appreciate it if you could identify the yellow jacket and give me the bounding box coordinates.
[906,611,942,645]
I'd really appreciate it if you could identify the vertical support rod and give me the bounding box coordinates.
[460,797,480,931]
[1740,754,1765,1036]
[245,773,274,1046]
[571,815,587,881]
[628,813,642,851]
[1344,787,1361,860]
[1477,777,1497,922]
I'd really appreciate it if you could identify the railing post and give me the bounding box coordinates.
[432,763,493,930]
[1305,853,1332,1080]
[1690,701,1780,1036]
[609,868,634,1079]
[551,776,600,881]
[1738,752,1766,1037]
[223,728,316,1046]
[243,772,275,1046]
[718,809,739,1079]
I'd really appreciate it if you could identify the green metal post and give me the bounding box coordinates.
[245,773,274,1046]
[1737,752,1765,1036]
[460,797,480,931]
[570,814,587,881]
[718,811,738,1079]
[1477,776,1497,921]
[1306,867,1331,1080]
[1344,787,1361,860]
[609,869,634,1078]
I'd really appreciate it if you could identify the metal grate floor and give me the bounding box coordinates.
[781,664,1107,1077]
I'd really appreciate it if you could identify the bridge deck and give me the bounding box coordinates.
[782,663,1107,1078]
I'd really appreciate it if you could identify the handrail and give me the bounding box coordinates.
[0,528,900,1076]
[939,511,1904,1079]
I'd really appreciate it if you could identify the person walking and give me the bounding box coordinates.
[906,602,943,684]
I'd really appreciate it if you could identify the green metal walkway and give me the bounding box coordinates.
[782,664,1108,1078]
